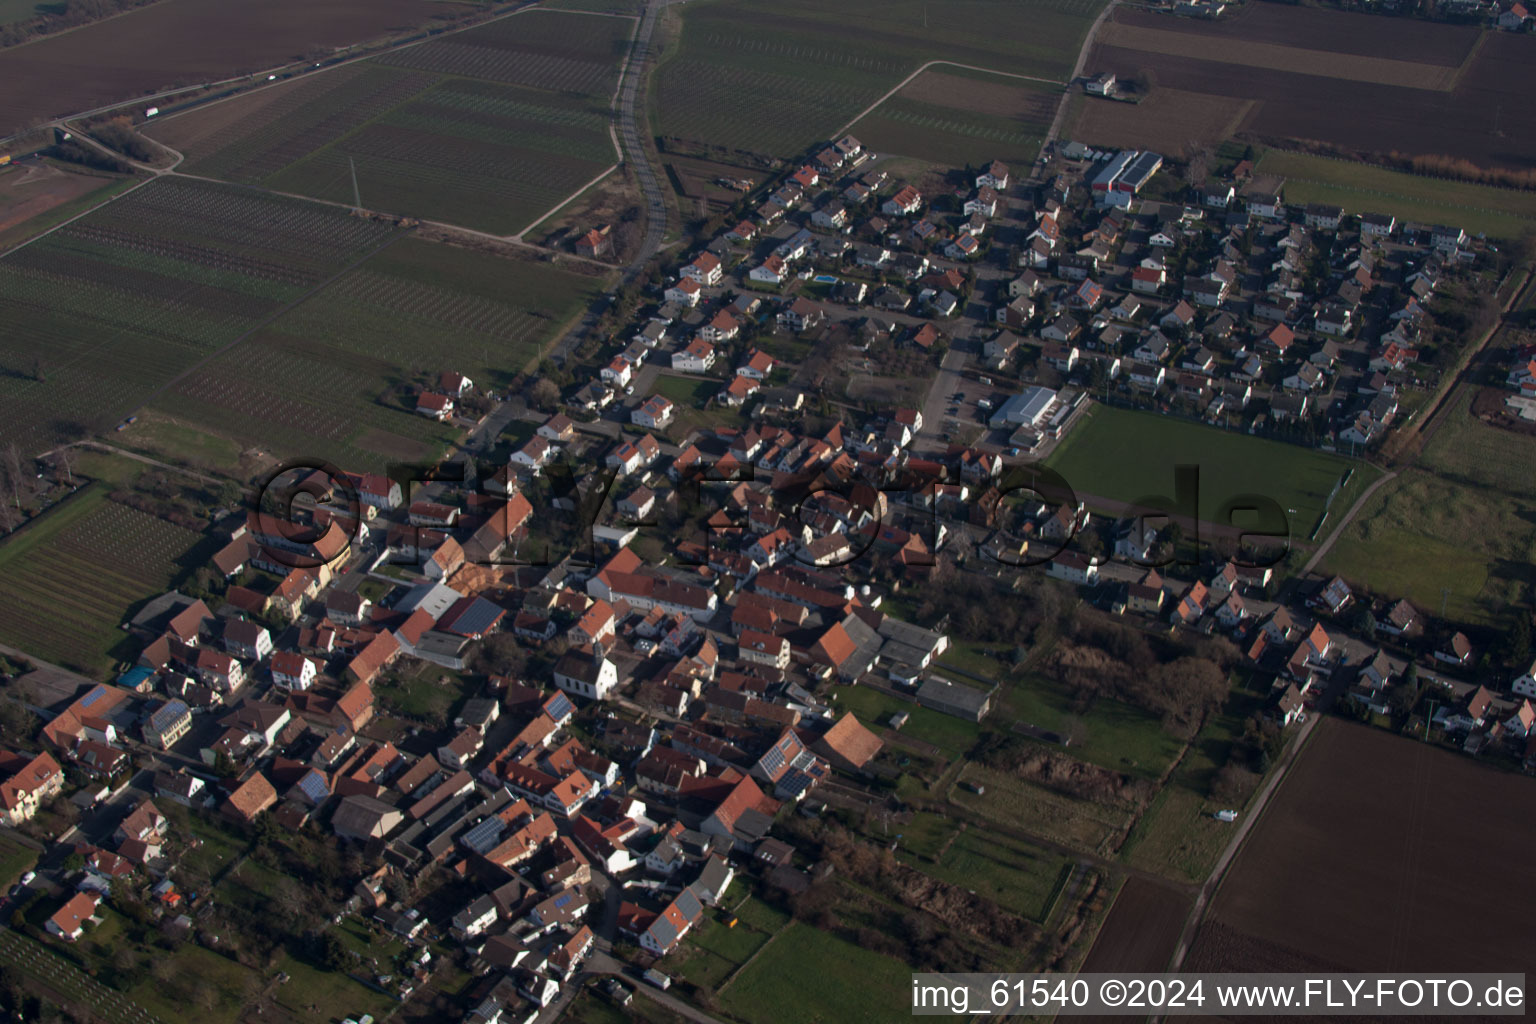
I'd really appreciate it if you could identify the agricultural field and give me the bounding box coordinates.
[654,0,1101,159]
[1043,405,1372,539]
[0,485,199,677]
[719,922,913,1024]
[901,827,1072,923]
[0,0,483,135]
[0,161,130,243]
[0,0,41,26]
[1068,88,1255,158]
[0,175,402,456]
[992,672,1186,781]
[1084,4,1536,172]
[1420,384,1536,500]
[848,67,1057,168]
[147,10,633,234]
[1320,469,1536,625]
[1079,877,1191,973]
[151,235,601,471]
[951,761,1135,855]
[1186,719,1536,974]
[1253,149,1536,241]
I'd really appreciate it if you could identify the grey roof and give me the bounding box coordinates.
[396,581,462,619]
[916,676,992,716]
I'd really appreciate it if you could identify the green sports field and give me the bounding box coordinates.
[720,923,913,1024]
[1043,405,1374,539]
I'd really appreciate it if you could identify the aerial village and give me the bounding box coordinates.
[0,128,1530,1024]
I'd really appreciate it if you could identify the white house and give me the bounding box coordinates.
[664,278,702,307]
[554,648,618,700]
[671,338,715,374]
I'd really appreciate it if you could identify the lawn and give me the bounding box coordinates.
[830,684,980,758]
[1320,469,1536,625]
[654,0,1101,158]
[894,810,958,860]
[1120,670,1294,883]
[0,484,200,675]
[719,922,913,1024]
[901,827,1071,922]
[951,761,1135,856]
[1254,148,1536,240]
[993,673,1187,781]
[1419,385,1536,501]
[376,659,474,723]
[1044,404,1373,539]
[115,410,247,476]
[653,373,720,409]
[0,836,36,888]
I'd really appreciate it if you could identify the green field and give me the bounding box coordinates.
[654,0,1100,158]
[1255,149,1536,240]
[952,761,1135,855]
[1420,385,1536,501]
[1119,673,1270,883]
[653,373,719,408]
[830,684,980,758]
[1044,405,1372,538]
[720,922,913,1024]
[848,67,1058,168]
[0,176,401,456]
[994,674,1187,780]
[153,234,601,471]
[902,827,1070,922]
[0,485,198,675]
[0,835,36,888]
[1320,469,1536,625]
[0,0,40,26]
[147,11,631,234]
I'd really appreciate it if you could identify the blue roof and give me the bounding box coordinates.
[148,700,189,731]
[297,770,330,803]
[459,817,506,855]
[118,667,153,688]
[544,693,575,721]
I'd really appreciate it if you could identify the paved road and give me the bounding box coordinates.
[1300,468,1397,574]
[1036,0,1118,175]
[550,0,671,367]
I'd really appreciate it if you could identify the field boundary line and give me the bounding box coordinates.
[127,0,548,138]
[0,174,157,259]
[119,223,417,427]
[513,4,641,239]
[1163,712,1321,978]
[834,59,1064,138]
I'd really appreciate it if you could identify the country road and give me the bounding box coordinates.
[549,0,673,368]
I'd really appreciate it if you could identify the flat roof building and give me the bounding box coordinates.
[989,385,1058,430]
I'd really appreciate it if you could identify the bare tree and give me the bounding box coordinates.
[2,443,25,511]
[1184,141,1213,188]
